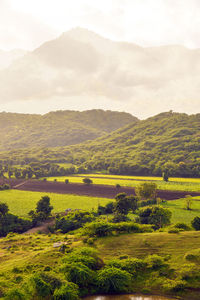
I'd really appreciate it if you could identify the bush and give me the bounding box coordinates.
[191,216,200,230]
[168,228,180,234]
[82,178,93,185]
[4,288,27,300]
[111,213,130,223]
[53,282,79,300]
[174,222,191,231]
[138,206,171,229]
[96,267,131,293]
[83,221,152,237]
[107,258,147,276]
[28,273,52,298]
[55,211,95,233]
[61,262,95,288]
[145,255,168,271]
[185,249,200,264]
[62,247,102,270]
[83,221,113,237]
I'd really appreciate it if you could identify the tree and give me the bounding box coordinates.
[0,203,9,216]
[185,195,192,210]
[36,196,53,219]
[162,171,169,182]
[29,196,53,224]
[191,217,200,231]
[82,178,93,185]
[138,206,171,229]
[114,193,137,215]
[135,182,157,200]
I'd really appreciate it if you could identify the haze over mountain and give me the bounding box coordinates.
[0,49,26,70]
[0,28,200,118]
[0,109,136,150]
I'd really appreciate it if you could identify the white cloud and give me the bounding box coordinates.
[0,0,200,50]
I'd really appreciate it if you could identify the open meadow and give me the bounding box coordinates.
[0,190,110,217]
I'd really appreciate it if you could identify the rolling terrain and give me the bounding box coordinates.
[0,109,136,150]
[1,111,199,178]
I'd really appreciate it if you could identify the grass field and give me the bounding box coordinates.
[162,196,200,224]
[96,231,200,266]
[0,190,110,217]
[45,174,200,192]
[1,189,200,226]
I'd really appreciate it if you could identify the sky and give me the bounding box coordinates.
[0,0,200,118]
[1,0,200,51]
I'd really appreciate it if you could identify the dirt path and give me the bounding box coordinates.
[24,218,55,234]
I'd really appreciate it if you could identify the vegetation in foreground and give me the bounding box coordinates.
[1,183,200,299]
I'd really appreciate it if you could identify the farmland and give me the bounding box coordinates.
[0,190,110,217]
[45,174,200,192]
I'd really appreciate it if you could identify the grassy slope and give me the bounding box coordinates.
[0,190,110,217]
[45,174,200,192]
[95,231,200,266]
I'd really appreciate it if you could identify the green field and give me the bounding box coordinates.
[162,196,200,224]
[45,174,200,192]
[0,190,110,217]
[1,189,200,226]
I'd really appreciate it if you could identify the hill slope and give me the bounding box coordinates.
[0,112,199,177]
[0,109,136,150]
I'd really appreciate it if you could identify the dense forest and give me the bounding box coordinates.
[0,109,136,150]
[0,112,199,177]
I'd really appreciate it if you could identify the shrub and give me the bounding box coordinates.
[191,216,200,230]
[4,288,27,300]
[111,213,130,223]
[53,282,79,300]
[96,267,131,293]
[185,249,200,264]
[55,211,95,233]
[82,178,93,185]
[138,206,171,229]
[174,222,191,231]
[107,258,147,276]
[83,221,113,237]
[116,184,121,188]
[61,262,95,288]
[162,279,187,293]
[28,273,52,298]
[145,255,168,271]
[168,228,180,234]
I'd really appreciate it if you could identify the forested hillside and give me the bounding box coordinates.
[0,109,136,150]
[0,112,199,177]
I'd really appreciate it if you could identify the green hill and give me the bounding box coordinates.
[0,111,199,177]
[0,109,136,150]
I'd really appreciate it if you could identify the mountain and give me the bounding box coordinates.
[1,111,198,177]
[0,109,137,150]
[0,28,199,117]
[0,49,26,70]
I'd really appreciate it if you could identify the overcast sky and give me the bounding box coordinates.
[1,0,200,51]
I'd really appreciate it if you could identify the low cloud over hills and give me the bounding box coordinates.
[0,28,200,118]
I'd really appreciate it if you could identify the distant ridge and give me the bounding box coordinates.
[0,109,137,150]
